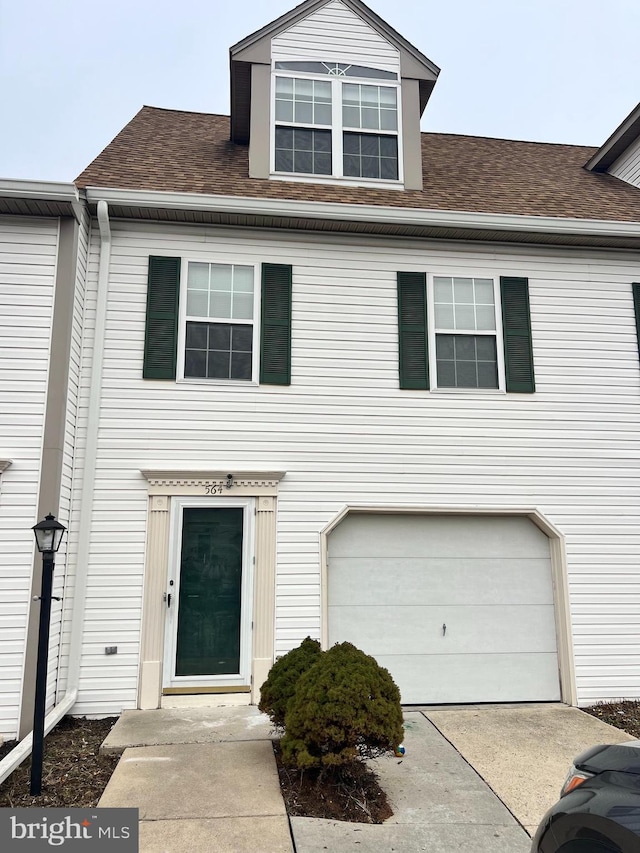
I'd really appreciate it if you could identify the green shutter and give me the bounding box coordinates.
[143,256,181,380]
[397,271,428,389]
[260,263,292,385]
[633,283,640,362]
[500,276,535,393]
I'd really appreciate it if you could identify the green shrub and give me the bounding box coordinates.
[259,636,323,728]
[280,641,403,769]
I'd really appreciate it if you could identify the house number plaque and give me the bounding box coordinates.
[203,483,224,495]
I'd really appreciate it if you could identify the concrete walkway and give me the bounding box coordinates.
[99,707,292,853]
[98,703,633,853]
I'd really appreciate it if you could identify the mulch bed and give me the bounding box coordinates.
[273,741,393,824]
[0,717,118,808]
[583,699,640,738]
[1,700,639,818]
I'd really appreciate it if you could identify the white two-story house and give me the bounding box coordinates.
[3,0,640,740]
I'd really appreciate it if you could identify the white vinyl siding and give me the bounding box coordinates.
[609,136,640,188]
[72,220,640,715]
[0,217,58,738]
[55,207,91,704]
[272,0,400,75]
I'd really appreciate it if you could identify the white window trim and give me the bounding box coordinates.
[270,66,404,186]
[176,258,261,386]
[426,274,506,392]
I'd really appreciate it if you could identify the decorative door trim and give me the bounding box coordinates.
[138,470,284,709]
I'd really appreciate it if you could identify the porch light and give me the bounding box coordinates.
[32,513,66,554]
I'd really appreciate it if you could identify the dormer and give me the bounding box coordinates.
[229,0,439,191]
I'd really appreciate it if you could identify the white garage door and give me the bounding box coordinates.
[328,514,561,704]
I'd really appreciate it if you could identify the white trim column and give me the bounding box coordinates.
[253,496,277,702]
[139,495,171,709]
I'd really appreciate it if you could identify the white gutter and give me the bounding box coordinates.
[0,178,84,222]
[0,202,112,787]
[0,178,79,200]
[85,186,640,240]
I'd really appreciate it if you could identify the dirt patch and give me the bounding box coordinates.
[273,741,393,824]
[0,717,118,808]
[584,699,640,739]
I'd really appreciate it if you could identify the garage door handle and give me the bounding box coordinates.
[442,623,446,637]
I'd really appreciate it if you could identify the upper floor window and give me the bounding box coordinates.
[397,272,535,394]
[272,62,401,183]
[183,262,257,381]
[431,276,500,389]
[143,256,293,387]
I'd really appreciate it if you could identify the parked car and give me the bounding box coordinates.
[531,740,640,852]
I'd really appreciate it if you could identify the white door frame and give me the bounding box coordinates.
[163,495,255,689]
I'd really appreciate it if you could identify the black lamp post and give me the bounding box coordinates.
[30,513,66,796]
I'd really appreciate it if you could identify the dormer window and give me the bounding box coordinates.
[272,61,401,184]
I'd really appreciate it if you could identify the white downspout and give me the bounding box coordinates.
[0,201,112,785]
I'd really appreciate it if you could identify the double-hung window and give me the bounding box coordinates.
[142,256,292,386]
[342,83,398,180]
[275,78,333,175]
[397,272,535,393]
[273,61,401,183]
[431,276,502,389]
[183,262,257,382]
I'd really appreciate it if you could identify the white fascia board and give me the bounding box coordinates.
[85,186,640,240]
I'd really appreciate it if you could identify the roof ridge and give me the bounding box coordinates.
[140,105,229,118]
[420,130,598,150]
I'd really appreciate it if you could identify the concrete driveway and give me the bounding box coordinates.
[422,703,633,837]
[99,703,633,853]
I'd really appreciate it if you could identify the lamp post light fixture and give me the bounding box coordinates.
[30,513,66,796]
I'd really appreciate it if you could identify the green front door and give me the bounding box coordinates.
[175,507,244,677]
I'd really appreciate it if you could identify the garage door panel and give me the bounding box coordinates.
[327,512,561,703]
[328,558,554,606]
[329,604,558,655]
[329,515,550,559]
[374,654,562,704]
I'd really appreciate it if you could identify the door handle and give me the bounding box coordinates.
[164,592,172,608]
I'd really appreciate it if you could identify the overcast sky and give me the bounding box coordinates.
[1,0,639,182]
